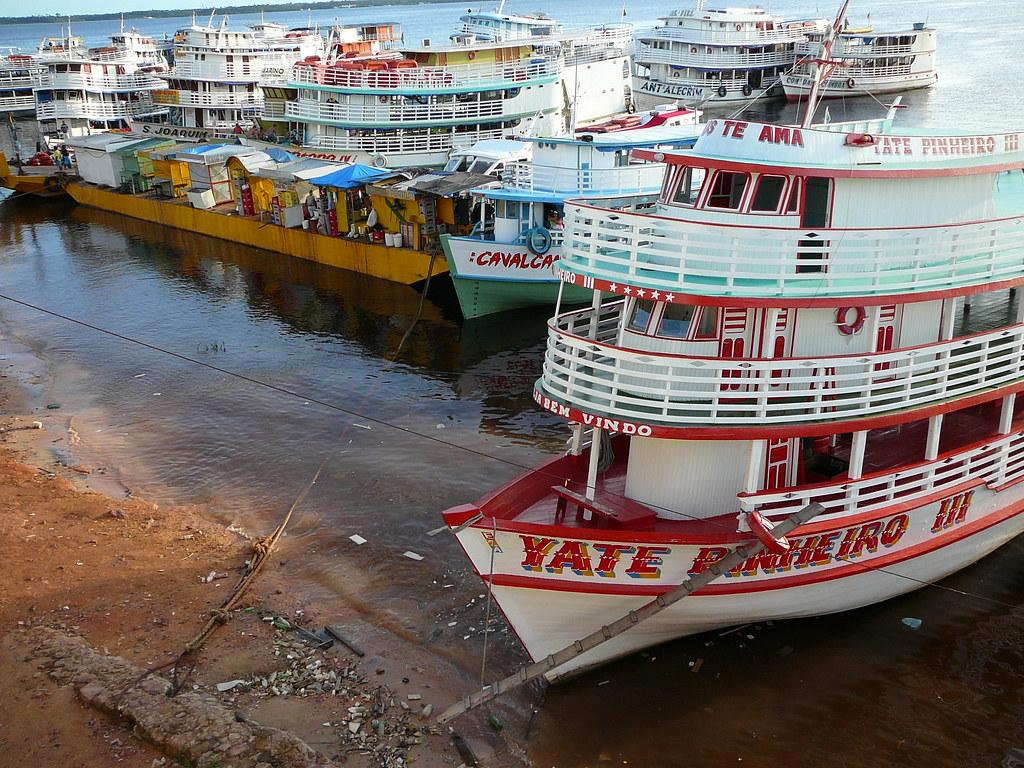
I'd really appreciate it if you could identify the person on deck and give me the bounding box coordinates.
[232,122,243,135]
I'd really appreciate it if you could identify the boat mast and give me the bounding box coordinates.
[800,0,850,129]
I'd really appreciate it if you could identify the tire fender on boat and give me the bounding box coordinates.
[746,511,791,555]
[526,226,553,256]
[836,306,866,335]
[716,85,728,99]
[371,155,387,169]
[742,84,753,97]
[846,77,856,90]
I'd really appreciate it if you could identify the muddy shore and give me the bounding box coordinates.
[0,331,534,767]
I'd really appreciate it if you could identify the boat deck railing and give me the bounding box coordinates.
[741,429,1024,519]
[36,99,168,120]
[286,96,525,126]
[154,90,263,108]
[36,71,167,91]
[561,199,1024,300]
[542,300,1024,430]
[504,162,666,196]
[0,95,35,111]
[305,125,507,154]
[635,45,796,69]
[639,26,813,46]
[289,56,562,93]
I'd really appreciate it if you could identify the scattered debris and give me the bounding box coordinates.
[902,617,923,630]
[402,551,424,561]
[215,679,246,692]
[690,658,704,673]
[324,625,365,657]
[349,534,368,545]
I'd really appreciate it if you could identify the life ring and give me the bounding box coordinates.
[378,95,388,103]
[836,306,866,335]
[742,84,752,97]
[846,77,856,90]
[467,50,476,60]
[526,226,553,256]
[716,85,727,98]
[371,155,387,169]
[746,511,790,555]
[626,100,636,114]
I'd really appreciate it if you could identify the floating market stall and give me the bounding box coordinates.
[176,144,266,207]
[308,163,396,237]
[112,137,177,192]
[68,134,153,188]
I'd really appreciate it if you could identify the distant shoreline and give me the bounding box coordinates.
[0,0,465,25]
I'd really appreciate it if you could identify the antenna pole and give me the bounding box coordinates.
[801,0,850,129]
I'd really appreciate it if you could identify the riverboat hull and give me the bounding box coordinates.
[0,153,71,198]
[781,70,938,101]
[65,182,443,285]
[444,459,1024,678]
[443,233,591,317]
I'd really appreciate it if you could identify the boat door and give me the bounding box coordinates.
[766,308,793,389]
[798,176,832,272]
[763,437,798,490]
[719,307,750,392]
[747,69,763,90]
[873,304,898,380]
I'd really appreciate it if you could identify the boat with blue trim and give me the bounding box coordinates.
[442,105,704,318]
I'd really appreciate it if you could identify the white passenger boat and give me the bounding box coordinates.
[632,1,825,108]
[781,22,938,101]
[286,7,633,168]
[33,28,170,138]
[442,106,704,318]
[442,3,1024,678]
[157,18,325,130]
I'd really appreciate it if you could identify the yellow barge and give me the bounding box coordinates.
[65,182,444,285]
[0,153,71,198]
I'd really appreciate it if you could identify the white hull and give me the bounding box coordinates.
[451,483,1024,678]
[631,77,775,109]
[781,71,938,101]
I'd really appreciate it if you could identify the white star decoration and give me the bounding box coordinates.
[651,291,661,300]
[609,283,618,292]
[636,288,646,298]
[666,293,676,302]
[624,286,632,295]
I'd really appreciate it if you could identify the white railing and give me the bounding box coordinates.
[542,301,1024,428]
[797,41,921,57]
[307,125,508,154]
[562,199,1024,300]
[155,89,263,108]
[35,71,166,91]
[36,99,167,119]
[504,162,666,196]
[640,25,815,46]
[741,431,1024,519]
[286,97,518,125]
[289,56,562,92]
[0,72,36,88]
[261,101,286,119]
[168,61,261,81]
[635,45,796,69]
[0,94,35,110]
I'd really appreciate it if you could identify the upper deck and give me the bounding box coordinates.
[556,118,1024,306]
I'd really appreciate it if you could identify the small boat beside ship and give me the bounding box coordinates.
[441,3,1024,678]
[442,105,705,318]
[0,52,42,116]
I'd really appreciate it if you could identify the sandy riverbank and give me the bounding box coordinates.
[0,332,531,767]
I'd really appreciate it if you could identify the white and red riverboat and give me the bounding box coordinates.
[442,5,1024,678]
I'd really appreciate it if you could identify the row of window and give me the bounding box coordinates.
[627,299,720,340]
[669,167,802,215]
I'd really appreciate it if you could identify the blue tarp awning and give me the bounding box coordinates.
[309,163,392,189]
[264,147,296,163]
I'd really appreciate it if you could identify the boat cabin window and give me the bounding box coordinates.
[656,303,696,338]
[671,166,705,206]
[750,175,787,213]
[496,200,520,219]
[695,306,719,338]
[705,171,748,210]
[627,299,655,332]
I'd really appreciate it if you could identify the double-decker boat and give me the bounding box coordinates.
[632,1,825,108]
[33,28,170,138]
[286,8,633,168]
[781,22,938,101]
[442,4,1024,677]
[441,105,704,318]
[157,19,325,130]
[0,52,42,115]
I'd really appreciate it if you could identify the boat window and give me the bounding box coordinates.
[750,175,787,212]
[672,166,705,206]
[786,177,802,213]
[627,299,655,332]
[695,306,719,339]
[705,171,748,210]
[657,303,696,338]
